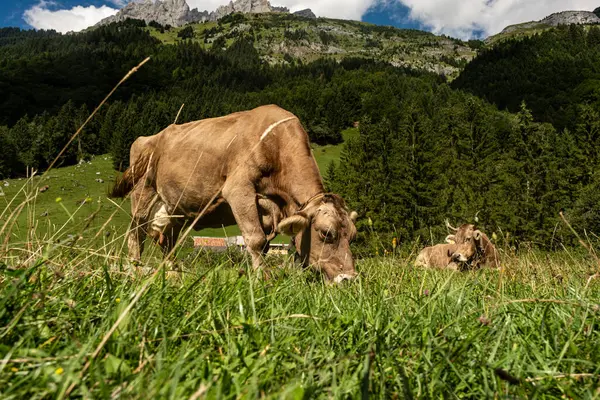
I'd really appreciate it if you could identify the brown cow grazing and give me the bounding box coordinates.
[446,221,500,269]
[415,236,480,271]
[110,105,358,283]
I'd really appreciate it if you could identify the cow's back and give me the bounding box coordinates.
[481,234,500,268]
[151,105,313,213]
[415,244,451,268]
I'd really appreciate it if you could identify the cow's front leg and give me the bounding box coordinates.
[127,220,146,261]
[222,183,268,274]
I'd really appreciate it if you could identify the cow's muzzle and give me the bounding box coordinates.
[333,273,357,284]
[452,253,468,263]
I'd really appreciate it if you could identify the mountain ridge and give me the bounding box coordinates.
[488,9,600,44]
[97,0,312,27]
[145,13,477,78]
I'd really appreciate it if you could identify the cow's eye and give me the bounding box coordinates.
[319,229,336,243]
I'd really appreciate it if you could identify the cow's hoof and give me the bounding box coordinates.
[261,269,272,281]
[165,269,183,282]
[132,266,154,277]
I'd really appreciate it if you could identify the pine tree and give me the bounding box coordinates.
[8,116,37,169]
[100,101,125,154]
[0,126,21,178]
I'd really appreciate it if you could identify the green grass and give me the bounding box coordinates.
[0,156,131,246]
[311,128,357,173]
[1,240,599,397]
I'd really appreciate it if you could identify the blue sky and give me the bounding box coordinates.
[1,0,598,39]
[2,0,33,27]
[363,2,421,31]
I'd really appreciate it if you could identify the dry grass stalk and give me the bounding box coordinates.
[174,103,185,124]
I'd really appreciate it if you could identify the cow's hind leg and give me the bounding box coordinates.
[128,186,157,262]
[222,183,269,275]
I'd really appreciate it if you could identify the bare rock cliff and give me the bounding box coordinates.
[499,10,600,35]
[213,0,289,20]
[98,0,210,27]
[98,0,300,27]
[541,11,600,26]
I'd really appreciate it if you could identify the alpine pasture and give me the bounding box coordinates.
[1,142,599,398]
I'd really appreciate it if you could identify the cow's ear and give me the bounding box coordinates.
[278,214,310,236]
[474,230,482,241]
[350,211,358,223]
[445,235,456,244]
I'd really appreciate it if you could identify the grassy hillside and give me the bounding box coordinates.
[147,13,477,79]
[0,128,356,252]
[486,21,599,46]
[485,22,551,46]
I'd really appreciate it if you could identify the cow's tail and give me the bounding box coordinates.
[109,149,155,198]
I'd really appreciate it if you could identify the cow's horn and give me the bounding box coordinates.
[445,219,458,232]
[350,211,358,223]
[278,214,310,236]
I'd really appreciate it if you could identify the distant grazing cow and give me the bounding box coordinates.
[445,221,500,269]
[110,105,358,283]
[415,236,480,270]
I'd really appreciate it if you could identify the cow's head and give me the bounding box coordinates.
[446,222,477,245]
[278,194,358,283]
[448,231,481,263]
[446,225,484,271]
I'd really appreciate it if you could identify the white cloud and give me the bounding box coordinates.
[391,0,600,39]
[23,1,118,33]
[268,0,376,20]
[107,0,130,6]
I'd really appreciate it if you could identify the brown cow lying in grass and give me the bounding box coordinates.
[446,221,500,269]
[415,231,481,271]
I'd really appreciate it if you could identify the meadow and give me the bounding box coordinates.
[1,150,600,398]
[1,225,599,398]
[0,109,599,398]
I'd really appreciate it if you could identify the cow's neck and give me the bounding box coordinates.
[282,155,324,215]
[289,170,325,212]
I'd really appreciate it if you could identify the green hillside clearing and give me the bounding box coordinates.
[146,13,477,79]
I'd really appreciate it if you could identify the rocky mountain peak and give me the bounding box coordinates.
[97,0,307,28]
[496,9,600,37]
[97,0,210,27]
[213,0,289,20]
[293,9,317,19]
[540,11,600,26]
